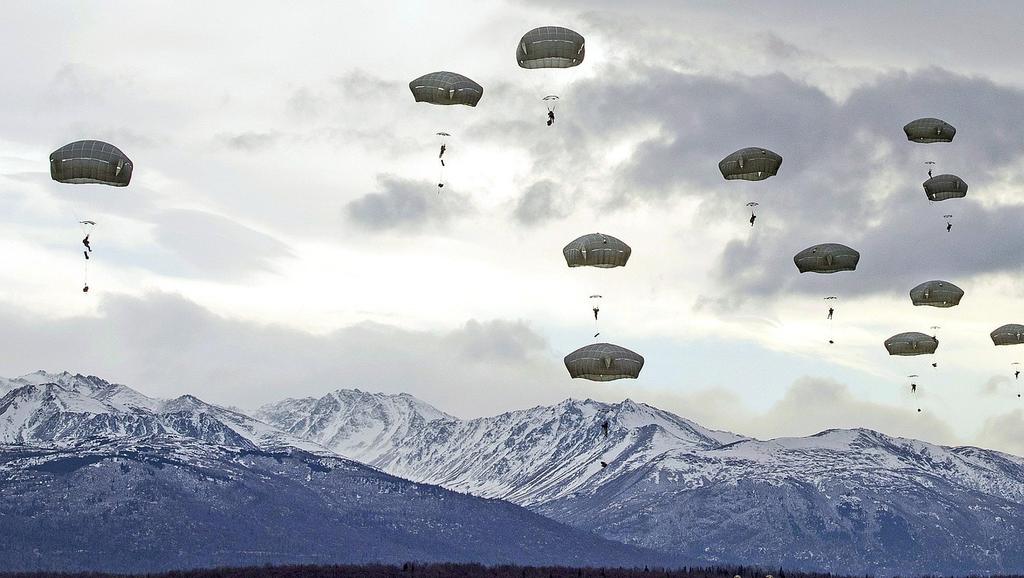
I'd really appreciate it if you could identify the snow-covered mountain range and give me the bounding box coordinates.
[0,370,324,452]
[257,388,1024,575]
[0,371,667,573]
[5,371,1024,575]
[256,390,745,505]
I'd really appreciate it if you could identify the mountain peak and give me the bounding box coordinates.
[0,372,326,453]
[163,393,209,412]
[326,388,455,422]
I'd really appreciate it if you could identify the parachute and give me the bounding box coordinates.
[564,342,644,381]
[909,280,964,308]
[589,294,603,336]
[51,140,132,186]
[884,332,939,356]
[718,148,782,181]
[824,296,838,343]
[923,160,937,180]
[794,247,858,343]
[746,202,759,227]
[518,27,584,125]
[517,26,585,69]
[886,333,937,410]
[51,140,133,293]
[409,72,483,107]
[907,374,922,412]
[990,332,1024,397]
[542,95,560,125]
[793,244,860,273]
[928,326,943,368]
[991,324,1024,346]
[78,219,96,291]
[563,233,631,268]
[923,174,968,201]
[435,132,451,188]
[903,118,956,143]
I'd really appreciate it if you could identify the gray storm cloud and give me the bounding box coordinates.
[346,174,473,232]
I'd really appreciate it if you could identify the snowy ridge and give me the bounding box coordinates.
[258,386,1024,575]
[628,427,1024,501]
[0,371,327,453]
[259,390,746,505]
[255,389,456,464]
[8,372,1024,574]
[260,388,1024,508]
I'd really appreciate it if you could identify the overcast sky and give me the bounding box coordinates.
[2,1,1024,455]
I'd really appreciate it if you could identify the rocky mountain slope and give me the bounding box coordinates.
[0,372,667,573]
[259,389,1024,575]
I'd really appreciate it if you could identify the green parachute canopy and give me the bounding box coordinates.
[563,233,631,268]
[564,342,644,381]
[409,72,483,106]
[517,26,585,69]
[923,174,968,201]
[50,140,133,187]
[885,332,939,356]
[719,148,782,181]
[910,280,964,308]
[904,118,956,143]
[794,243,860,274]
[991,324,1024,346]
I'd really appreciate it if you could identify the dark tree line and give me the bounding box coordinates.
[2,564,1023,578]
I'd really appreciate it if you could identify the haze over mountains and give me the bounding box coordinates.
[4,371,1024,575]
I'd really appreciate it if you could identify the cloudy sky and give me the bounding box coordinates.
[2,1,1024,454]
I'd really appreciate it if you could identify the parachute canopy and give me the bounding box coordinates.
[794,243,860,274]
[909,280,964,308]
[50,140,132,187]
[409,72,483,107]
[991,324,1024,346]
[885,332,939,356]
[563,233,631,268]
[564,342,644,381]
[719,148,782,181]
[904,118,956,143]
[517,26,585,69]
[923,174,968,201]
